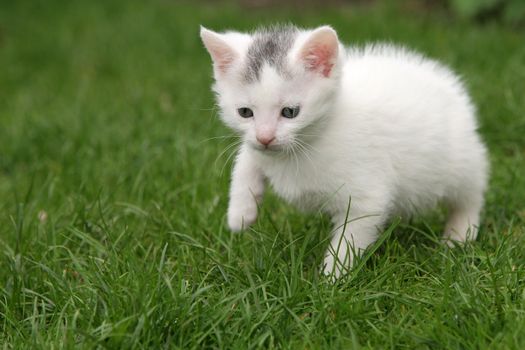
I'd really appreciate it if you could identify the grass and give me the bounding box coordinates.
[1,0,524,348]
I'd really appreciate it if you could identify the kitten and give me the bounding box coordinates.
[200,24,489,279]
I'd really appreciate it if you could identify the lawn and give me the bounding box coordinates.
[1,0,524,348]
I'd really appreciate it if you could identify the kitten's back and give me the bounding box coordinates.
[333,44,487,214]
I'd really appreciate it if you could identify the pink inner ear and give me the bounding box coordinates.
[201,28,237,74]
[211,48,235,73]
[303,44,336,78]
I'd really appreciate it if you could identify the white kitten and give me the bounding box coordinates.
[200,24,489,279]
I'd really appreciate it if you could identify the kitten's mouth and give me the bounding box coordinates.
[251,143,283,153]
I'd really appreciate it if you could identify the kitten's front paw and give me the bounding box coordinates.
[227,202,257,232]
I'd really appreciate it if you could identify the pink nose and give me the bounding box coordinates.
[256,135,275,146]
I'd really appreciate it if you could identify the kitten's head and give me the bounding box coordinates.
[201,24,342,153]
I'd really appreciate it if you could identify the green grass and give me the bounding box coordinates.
[1,0,524,348]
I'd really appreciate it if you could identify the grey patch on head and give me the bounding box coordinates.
[243,24,298,83]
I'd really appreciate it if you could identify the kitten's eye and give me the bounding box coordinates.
[237,107,254,118]
[281,106,300,119]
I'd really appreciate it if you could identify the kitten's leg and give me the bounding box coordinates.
[322,212,383,279]
[227,146,265,232]
[442,174,485,246]
[442,197,482,246]
[443,148,487,246]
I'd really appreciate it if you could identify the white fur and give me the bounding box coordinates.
[201,26,489,279]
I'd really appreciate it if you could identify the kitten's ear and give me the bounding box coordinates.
[200,26,238,75]
[298,26,339,78]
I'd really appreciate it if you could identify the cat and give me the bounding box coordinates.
[200,24,489,279]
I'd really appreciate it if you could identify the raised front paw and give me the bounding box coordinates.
[227,201,257,232]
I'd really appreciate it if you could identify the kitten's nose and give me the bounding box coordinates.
[256,135,275,146]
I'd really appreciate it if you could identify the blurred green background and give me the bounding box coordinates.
[243,0,525,25]
[0,0,524,348]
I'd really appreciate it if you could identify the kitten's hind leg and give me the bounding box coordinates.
[442,144,488,246]
[442,193,483,246]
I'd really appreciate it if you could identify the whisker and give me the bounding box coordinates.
[198,134,240,145]
[214,140,242,170]
[295,133,320,138]
[295,140,319,157]
[296,137,318,156]
[289,141,300,178]
[220,145,241,177]
[294,141,310,169]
